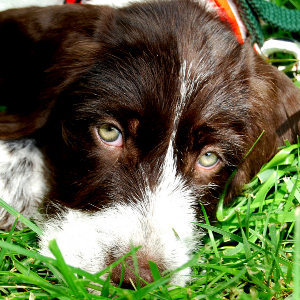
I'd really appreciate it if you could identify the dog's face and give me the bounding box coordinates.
[0,0,300,289]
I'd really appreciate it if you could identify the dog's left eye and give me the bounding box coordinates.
[98,124,123,147]
[197,152,219,169]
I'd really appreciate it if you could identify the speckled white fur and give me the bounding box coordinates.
[0,0,64,11]
[0,140,47,229]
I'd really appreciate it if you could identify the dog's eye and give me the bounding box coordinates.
[197,152,219,169]
[98,124,123,147]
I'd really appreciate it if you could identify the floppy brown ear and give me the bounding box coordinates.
[227,47,300,202]
[0,4,112,139]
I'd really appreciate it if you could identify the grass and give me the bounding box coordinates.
[0,0,300,299]
[0,141,300,299]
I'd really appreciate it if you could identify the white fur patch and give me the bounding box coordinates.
[83,0,215,10]
[176,60,200,126]
[0,140,47,230]
[82,0,138,6]
[39,142,203,287]
[0,0,64,11]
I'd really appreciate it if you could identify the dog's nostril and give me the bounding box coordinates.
[110,258,158,289]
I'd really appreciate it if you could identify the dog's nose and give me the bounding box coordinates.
[110,257,158,289]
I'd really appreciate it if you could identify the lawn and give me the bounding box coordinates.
[0,140,299,299]
[0,0,300,299]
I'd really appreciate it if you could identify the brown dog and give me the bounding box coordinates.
[0,0,299,288]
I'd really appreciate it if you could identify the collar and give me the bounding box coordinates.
[209,0,245,43]
[65,0,81,3]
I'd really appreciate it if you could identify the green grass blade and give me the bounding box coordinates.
[260,144,299,173]
[294,207,300,300]
[101,273,111,297]
[0,198,43,236]
[7,268,75,299]
[196,223,243,244]
[197,223,293,268]
[10,256,58,290]
[148,261,172,300]
[44,262,68,286]
[48,239,91,299]
[236,210,254,266]
[201,204,219,257]
[195,268,247,299]
[0,239,106,287]
[0,217,18,269]
[148,261,161,281]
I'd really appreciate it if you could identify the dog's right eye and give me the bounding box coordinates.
[197,152,219,169]
[98,124,123,147]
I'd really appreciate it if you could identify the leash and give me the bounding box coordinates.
[210,0,245,43]
[237,0,300,47]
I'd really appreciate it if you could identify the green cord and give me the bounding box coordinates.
[248,0,300,32]
[237,0,300,46]
[236,0,265,46]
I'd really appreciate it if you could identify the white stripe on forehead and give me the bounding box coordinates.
[172,60,197,141]
[174,60,189,130]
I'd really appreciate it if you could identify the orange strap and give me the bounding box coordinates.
[65,0,81,3]
[210,0,244,43]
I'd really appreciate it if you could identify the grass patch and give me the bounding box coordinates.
[0,141,299,299]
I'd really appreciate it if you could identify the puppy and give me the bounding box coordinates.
[0,0,299,289]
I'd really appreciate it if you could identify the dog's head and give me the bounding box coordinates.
[0,0,299,288]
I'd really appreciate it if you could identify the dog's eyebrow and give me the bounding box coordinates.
[128,118,140,135]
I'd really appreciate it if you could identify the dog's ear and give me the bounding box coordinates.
[0,4,112,139]
[226,47,300,202]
